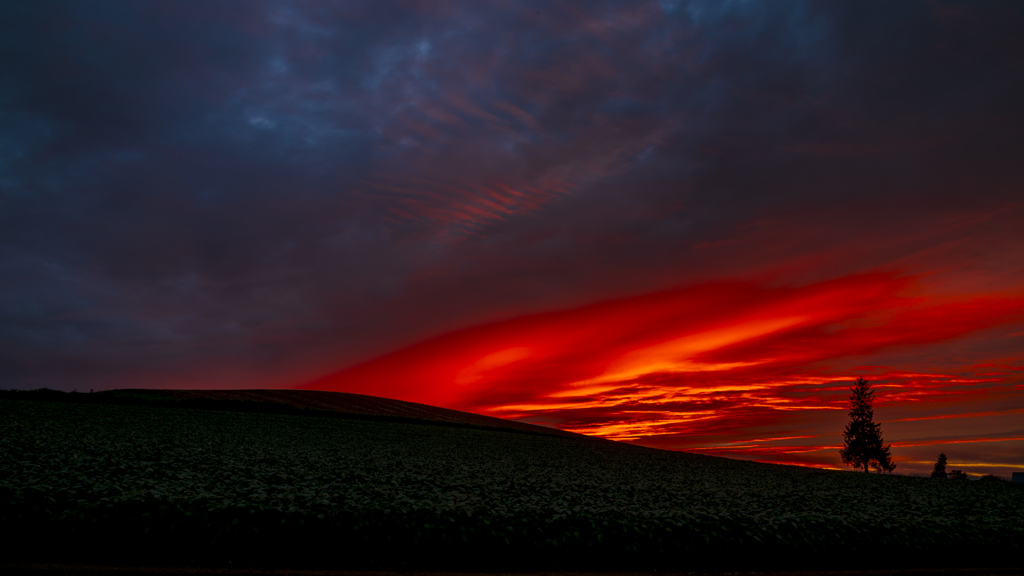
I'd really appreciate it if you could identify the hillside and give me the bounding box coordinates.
[0,387,586,439]
[157,388,586,438]
[1,393,1022,572]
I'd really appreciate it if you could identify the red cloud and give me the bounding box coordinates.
[300,270,1024,473]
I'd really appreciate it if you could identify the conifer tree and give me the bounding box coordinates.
[931,453,948,479]
[839,377,896,473]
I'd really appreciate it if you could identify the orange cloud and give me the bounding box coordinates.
[300,270,1024,474]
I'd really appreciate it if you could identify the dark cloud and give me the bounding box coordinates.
[1,0,1023,393]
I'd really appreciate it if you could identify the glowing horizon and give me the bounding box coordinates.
[302,270,1024,478]
[4,2,1023,482]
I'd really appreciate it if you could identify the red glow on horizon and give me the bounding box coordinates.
[301,270,1024,474]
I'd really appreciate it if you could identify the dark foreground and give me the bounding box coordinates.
[3,566,1023,576]
[1,392,1022,572]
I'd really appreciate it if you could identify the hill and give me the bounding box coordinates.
[149,388,586,438]
[0,387,586,439]
[1,391,1022,572]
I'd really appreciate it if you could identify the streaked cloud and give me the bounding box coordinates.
[2,1,1022,476]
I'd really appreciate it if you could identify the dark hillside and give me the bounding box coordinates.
[160,388,586,438]
[0,388,586,439]
[1,397,1021,572]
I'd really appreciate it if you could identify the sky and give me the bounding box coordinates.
[2,1,1023,478]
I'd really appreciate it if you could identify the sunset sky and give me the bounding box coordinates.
[2,1,1022,477]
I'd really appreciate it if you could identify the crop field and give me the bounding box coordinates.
[2,396,1022,571]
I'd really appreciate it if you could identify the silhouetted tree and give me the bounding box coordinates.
[840,377,896,473]
[931,453,948,479]
[948,469,968,480]
[978,474,1005,482]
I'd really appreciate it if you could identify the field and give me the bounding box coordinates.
[1,392,1022,572]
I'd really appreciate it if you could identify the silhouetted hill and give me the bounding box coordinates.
[0,387,588,440]
[1,392,1022,571]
